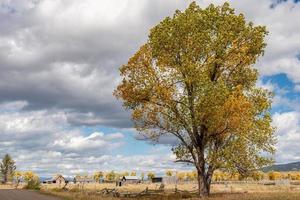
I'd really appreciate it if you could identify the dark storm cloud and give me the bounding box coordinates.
[0,0,189,128]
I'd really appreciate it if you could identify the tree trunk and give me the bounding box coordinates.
[197,169,210,197]
[4,173,7,183]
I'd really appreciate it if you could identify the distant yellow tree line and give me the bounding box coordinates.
[14,170,300,183]
[165,170,300,181]
[212,170,300,181]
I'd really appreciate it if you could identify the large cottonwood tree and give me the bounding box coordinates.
[114,2,275,197]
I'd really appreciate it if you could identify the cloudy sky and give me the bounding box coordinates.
[0,0,300,177]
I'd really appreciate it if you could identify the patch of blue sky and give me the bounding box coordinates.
[0,2,17,14]
[79,73,300,157]
[270,0,300,8]
[80,126,155,156]
[262,73,300,113]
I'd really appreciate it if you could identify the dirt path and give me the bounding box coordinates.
[0,189,61,200]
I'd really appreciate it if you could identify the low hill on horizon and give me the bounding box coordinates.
[262,161,300,172]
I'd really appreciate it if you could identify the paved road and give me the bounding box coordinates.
[0,189,61,200]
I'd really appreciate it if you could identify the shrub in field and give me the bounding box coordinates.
[286,172,300,180]
[294,173,300,180]
[268,171,282,180]
[295,173,300,180]
[13,171,22,188]
[123,171,129,176]
[147,172,155,180]
[251,171,265,181]
[177,172,186,181]
[166,170,173,177]
[93,171,104,182]
[23,171,40,190]
[186,171,197,181]
[212,171,222,181]
[212,171,231,181]
[130,171,137,176]
[105,170,116,181]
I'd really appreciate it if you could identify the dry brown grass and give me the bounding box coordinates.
[207,192,300,200]
[41,191,300,200]
[40,182,300,200]
[0,184,14,189]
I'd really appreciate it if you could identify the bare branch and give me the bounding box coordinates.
[175,159,195,164]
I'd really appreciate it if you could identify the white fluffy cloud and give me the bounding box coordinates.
[0,109,124,152]
[295,85,300,92]
[0,0,190,128]
[273,111,300,163]
[0,101,187,176]
[0,102,127,175]
[53,132,124,152]
[14,150,186,177]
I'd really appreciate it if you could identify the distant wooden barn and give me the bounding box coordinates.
[151,176,177,184]
[74,176,94,184]
[122,176,140,184]
[43,174,66,185]
[116,176,140,186]
[151,177,163,183]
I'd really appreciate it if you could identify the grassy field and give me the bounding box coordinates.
[0,183,16,189]
[39,182,300,200]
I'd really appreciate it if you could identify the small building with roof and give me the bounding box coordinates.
[121,176,140,184]
[116,176,140,186]
[43,174,66,185]
[74,176,95,184]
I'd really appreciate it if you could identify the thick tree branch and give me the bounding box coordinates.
[175,159,195,164]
